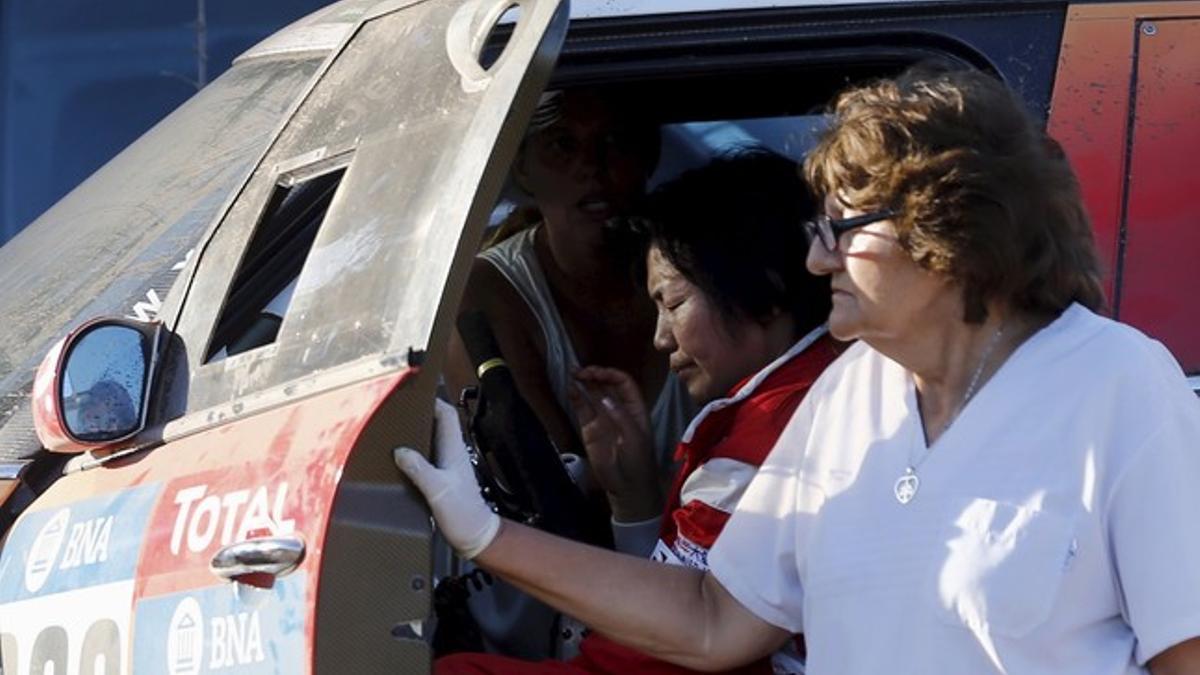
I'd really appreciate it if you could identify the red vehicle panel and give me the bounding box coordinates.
[1049,1,1200,372]
[1119,17,1200,370]
[0,369,410,674]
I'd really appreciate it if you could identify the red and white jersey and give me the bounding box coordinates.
[653,327,838,572]
[580,328,839,675]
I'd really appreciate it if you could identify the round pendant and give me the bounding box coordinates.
[894,471,920,505]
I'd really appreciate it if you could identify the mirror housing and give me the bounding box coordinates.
[33,318,163,453]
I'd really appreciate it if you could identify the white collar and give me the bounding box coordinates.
[680,324,829,443]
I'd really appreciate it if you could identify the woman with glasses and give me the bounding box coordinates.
[399,67,1200,674]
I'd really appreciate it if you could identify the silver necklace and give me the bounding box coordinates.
[894,324,1006,505]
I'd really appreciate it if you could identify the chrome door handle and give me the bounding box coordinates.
[210,536,305,581]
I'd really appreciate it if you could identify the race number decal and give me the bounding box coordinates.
[1,585,131,675]
[0,485,159,675]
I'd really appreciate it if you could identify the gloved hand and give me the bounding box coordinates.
[394,399,501,559]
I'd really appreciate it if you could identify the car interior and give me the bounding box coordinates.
[427,36,999,656]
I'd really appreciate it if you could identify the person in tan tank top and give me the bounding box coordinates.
[445,88,680,518]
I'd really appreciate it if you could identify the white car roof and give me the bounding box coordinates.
[568,0,943,19]
[239,0,947,63]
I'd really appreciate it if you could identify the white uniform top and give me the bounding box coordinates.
[709,304,1200,674]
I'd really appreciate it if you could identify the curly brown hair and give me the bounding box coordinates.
[804,66,1105,323]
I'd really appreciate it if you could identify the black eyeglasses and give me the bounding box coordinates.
[803,209,898,252]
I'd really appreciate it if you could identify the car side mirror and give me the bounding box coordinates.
[33,318,163,453]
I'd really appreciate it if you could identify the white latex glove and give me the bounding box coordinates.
[394,399,500,560]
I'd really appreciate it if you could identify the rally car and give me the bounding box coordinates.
[0,0,1196,672]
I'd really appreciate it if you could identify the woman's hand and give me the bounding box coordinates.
[393,399,500,559]
[569,366,663,522]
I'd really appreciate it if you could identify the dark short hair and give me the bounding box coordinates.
[522,88,662,177]
[805,66,1105,322]
[639,148,830,334]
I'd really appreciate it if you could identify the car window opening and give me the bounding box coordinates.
[437,27,1012,654]
[205,167,346,363]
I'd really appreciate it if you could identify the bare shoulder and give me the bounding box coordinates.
[451,253,576,451]
[1148,636,1200,674]
[461,257,541,350]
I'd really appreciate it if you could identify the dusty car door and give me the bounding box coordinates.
[0,0,567,673]
[0,43,331,515]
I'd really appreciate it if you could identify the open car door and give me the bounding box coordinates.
[0,0,567,673]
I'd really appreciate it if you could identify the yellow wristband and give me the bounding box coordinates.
[476,357,507,379]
